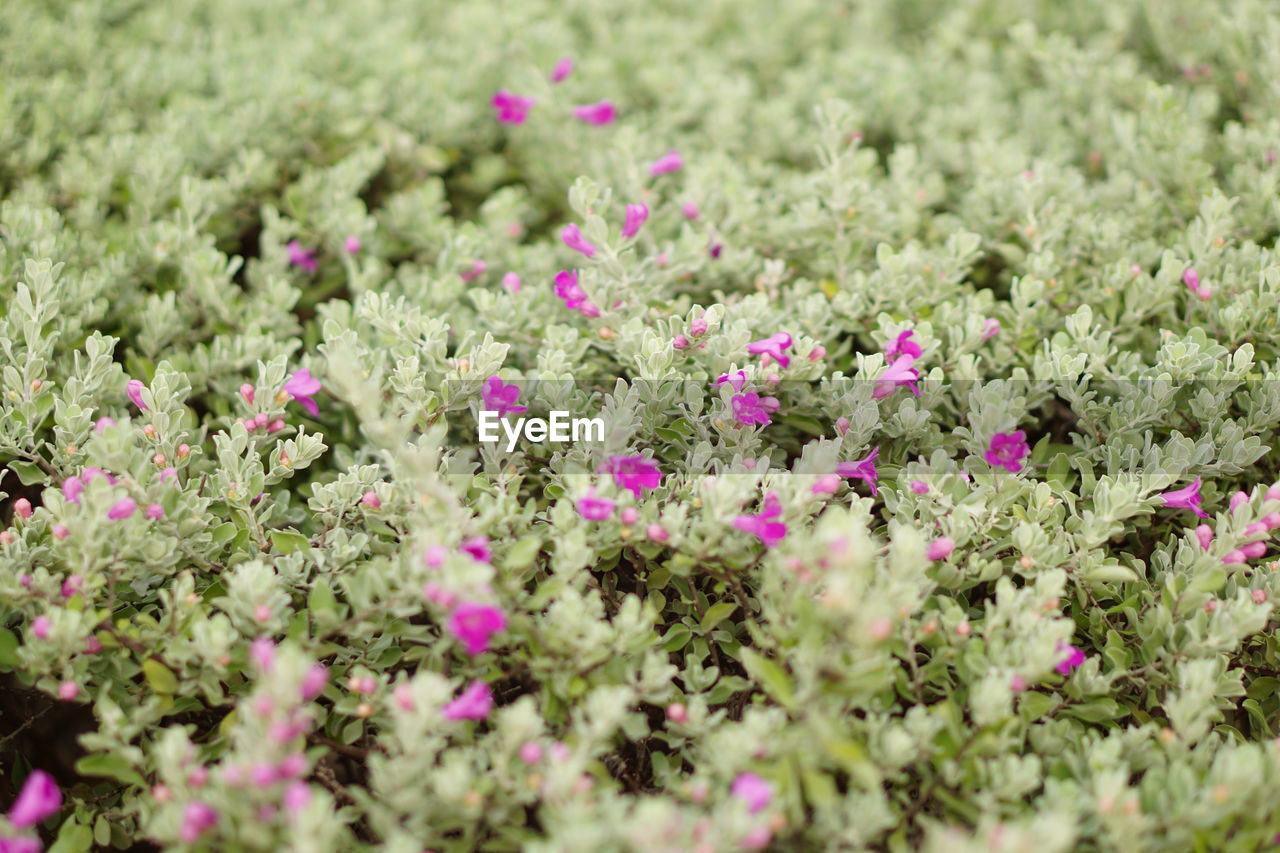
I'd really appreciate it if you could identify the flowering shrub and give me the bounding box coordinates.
[5,0,1280,850]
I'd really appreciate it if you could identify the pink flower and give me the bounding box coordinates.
[250,637,276,672]
[1182,267,1200,292]
[576,488,615,521]
[51,524,69,540]
[731,392,780,426]
[689,318,708,336]
[286,241,317,272]
[13,499,32,520]
[423,544,448,568]
[835,416,850,436]
[884,330,922,360]
[58,680,79,701]
[682,201,700,219]
[461,536,492,563]
[601,455,662,498]
[811,474,841,495]
[573,101,616,125]
[553,269,590,311]
[145,503,164,520]
[442,680,493,720]
[519,742,543,764]
[448,602,507,656]
[1230,490,1250,513]
[927,536,955,560]
[1055,642,1085,675]
[459,260,487,282]
[550,57,574,83]
[179,801,218,843]
[31,617,51,640]
[621,203,649,239]
[159,467,178,483]
[344,236,362,254]
[985,431,1029,473]
[746,333,793,368]
[647,523,669,542]
[909,480,929,495]
[1159,478,1209,519]
[127,379,148,410]
[734,492,786,548]
[107,497,137,520]
[650,150,684,176]
[62,476,84,504]
[872,355,920,399]
[981,318,1001,340]
[481,377,527,416]
[673,334,689,350]
[1195,525,1214,550]
[360,491,381,510]
[7,770,61,828]
[283,782,311,814]
[94,416,116,432]
[492,90,534,124]
[501,272,522,294]
[561,223,597,258]
[620,507,638,525]
[0,836,42,853]
[730,772,773,814]
[300,664,328,701]
[283,369,322,417]
[836,447,880,496]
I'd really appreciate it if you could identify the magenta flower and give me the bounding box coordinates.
[717,370,749,393]
[283,369,322,417]
[461,536,492,563]
[459,259,487,282]
[621,203,649,239]
[442,680,493,720]
[927,536,955,561]
[481,377,527,417]
[145,503,164,520]
[573,100,616,125]
[1195,524,1214,551]
[1055,642,1085,675]
[601,455,663,498]
[553,269,590,312]
[344,236,362,254]
[448,601,508,656]
[561,223,598,258]
[733,491,786,548]
[179,801,218,843]
[731,392,780,426]
[730,772,773,814]
[909,480,929,495]
[107,497,137,520]
[746,332,793,368]
[492,90,534,124]
[1159,478,1209,519]
[576,488,615,521]
[126,379,148,410]
[872,355,920,399]
[550,56,574,83]
[985,431,1029,473]
[0,837,41,853]
[650,150,684,176]
[7,770,61,828]
[836,447,879,496]
[884,330,922,360]
[285,241,317,272]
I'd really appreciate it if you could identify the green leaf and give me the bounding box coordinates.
[504,535,542,570]
[699,601,737,634]
[741,647,796,710]
[270,528,311,554]
[48,818,94,853]
[9,461,46,485]
[142,659,179,695]
[75,753,146,788]
[0,628,19,668]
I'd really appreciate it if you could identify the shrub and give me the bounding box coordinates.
[4,0,1280,850]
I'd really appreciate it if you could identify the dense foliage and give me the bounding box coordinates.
[4,0,1280,850]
